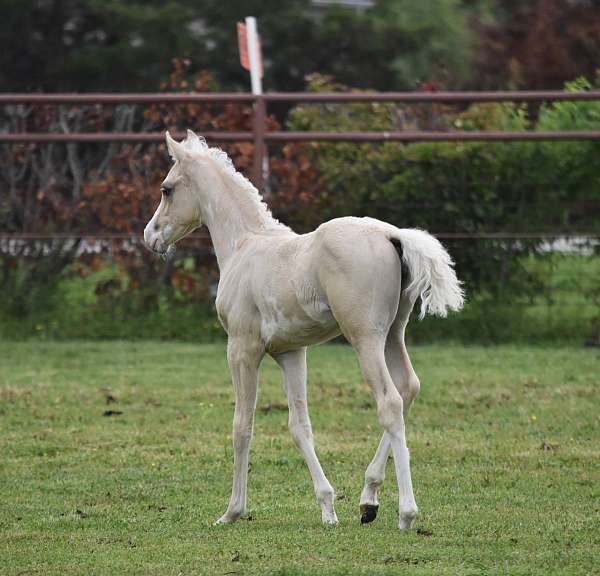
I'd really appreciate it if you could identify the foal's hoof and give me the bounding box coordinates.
[399,507,418,530]
[360,503,379,524]
[214,511,243,525]
[322,516,339,526]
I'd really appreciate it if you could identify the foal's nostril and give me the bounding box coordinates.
[154,223,160,231]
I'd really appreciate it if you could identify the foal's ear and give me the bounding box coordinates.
[186,129,200,144]
[184,129,206,152]
[165,131,186,161]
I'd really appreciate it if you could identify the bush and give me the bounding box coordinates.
[0,61,315,340]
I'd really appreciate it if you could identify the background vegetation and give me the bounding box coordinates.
[1,0,599,343]
[2,67,598,343]
[2,0,599,93]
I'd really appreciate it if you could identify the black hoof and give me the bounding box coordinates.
[360,504,379,524]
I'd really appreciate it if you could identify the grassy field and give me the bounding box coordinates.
[1,341,599,575]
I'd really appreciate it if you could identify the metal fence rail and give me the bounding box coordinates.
[2,90,600,103]
[3,130,600,144]
[1,89,599,245]
[2,90,600,190]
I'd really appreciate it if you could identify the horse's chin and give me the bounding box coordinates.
[144,237,176,260]
[162,243,177,261]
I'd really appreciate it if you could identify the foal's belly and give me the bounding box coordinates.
[261,306,340,354]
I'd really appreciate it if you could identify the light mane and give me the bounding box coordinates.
[182,134,289,232]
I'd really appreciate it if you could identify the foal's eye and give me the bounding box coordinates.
[161,186,172,197]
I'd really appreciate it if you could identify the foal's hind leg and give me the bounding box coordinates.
[323,233,416,528]
[273,348,337,525]
[359,296,420,524]
[353,335,418,530]
[386,295,421,412]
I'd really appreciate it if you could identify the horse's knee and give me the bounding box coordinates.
[377,396,404,432]
[316,485,335,505]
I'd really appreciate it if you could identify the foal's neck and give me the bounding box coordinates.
[195,162,288,268]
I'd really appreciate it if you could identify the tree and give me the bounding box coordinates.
[473,0,600,89]
[0,0,484,92]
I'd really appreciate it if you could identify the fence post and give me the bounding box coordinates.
[252,95,266,192]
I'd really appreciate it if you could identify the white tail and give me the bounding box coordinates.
[392,228,465,320]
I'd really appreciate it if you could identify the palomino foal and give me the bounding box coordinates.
[144,130,464,529]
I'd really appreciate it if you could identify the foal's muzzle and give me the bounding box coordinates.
[143,222,175,259]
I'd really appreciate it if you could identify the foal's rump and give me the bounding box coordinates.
[314,217,464,325]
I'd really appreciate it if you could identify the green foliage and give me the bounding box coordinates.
[0,257,223,341]
[1,253,597,344]
[408,254,600,344]
[534,76,600,232]
[0,0,485,92]
[0,0,200,91]
[2,0,599,93]
[368,0,474,88]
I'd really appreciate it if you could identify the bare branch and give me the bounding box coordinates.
[59,106,84,202]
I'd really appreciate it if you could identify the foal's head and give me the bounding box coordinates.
[143,130,206,256]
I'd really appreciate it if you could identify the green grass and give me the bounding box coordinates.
[1,341,599,575]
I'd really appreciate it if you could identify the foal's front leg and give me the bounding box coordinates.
[216,337,262,524]
[273,348,338,525]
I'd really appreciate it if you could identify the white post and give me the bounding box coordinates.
[245,16,262,96]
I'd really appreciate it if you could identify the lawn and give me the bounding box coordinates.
[1,341,599,575]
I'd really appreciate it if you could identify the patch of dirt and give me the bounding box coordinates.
[384,556,419,565]
[416,528,434,537]
[260,402,287,414]
[102,410,123,417]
